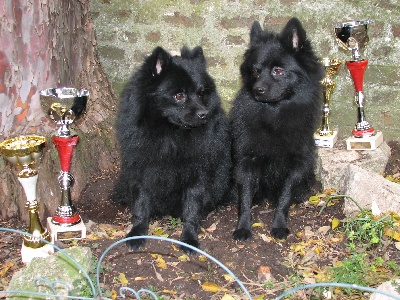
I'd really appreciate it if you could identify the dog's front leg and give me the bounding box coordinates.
[126,188,151,251]
[233,165,257,241]
[271,167,306,240]
[180,184,204,255]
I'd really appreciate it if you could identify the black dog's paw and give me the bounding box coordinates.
[126,238,147,251]
[271,227,290,240]
[233,228,252,241]
[125,227,147,251]
[180,239,200,255]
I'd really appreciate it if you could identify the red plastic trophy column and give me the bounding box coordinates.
[345,60,375,138]
[51,136,81,225]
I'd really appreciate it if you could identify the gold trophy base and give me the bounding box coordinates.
[47,217,87,241]
[21,243,54,264]
[314,131,338,148]
[346,131,383,150]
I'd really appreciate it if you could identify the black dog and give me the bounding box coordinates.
[230,18,324,241]
[114,46,231,254]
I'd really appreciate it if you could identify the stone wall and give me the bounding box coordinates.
[90,0,400,141]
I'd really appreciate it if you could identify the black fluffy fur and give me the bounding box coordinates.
[114,46,231,254]
[230,18,324,241]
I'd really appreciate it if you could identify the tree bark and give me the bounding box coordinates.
[0,0,118,223]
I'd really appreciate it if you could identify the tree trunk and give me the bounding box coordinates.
[0,0,118,223]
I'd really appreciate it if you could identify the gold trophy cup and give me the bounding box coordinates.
[0,135,54,263]
[314,58,341,148]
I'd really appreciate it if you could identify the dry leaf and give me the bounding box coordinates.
[201,281,227,293]
[151,254,167,269]
[206,222,218,232]
[223,274,235,282]
[134,276,148,281]
[0,261,14,277]
[198,255,207,262]
[252,222,264,228]
[110,289,118,300]
[395,242,400,250]
[318,226,331,235]
[118,273,129,285]
[331,218,340,230]
[384,229,400,241]
[258,265,272,282]
[161,289,177,295]
[221,294,236,300]
[178,254,190,262]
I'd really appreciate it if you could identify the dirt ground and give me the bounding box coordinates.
[0,140,399,299]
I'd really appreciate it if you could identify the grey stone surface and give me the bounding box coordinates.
[7,247,93,299]
[317,141,391,190]
[340,164,400,216]
[370,279,400,300]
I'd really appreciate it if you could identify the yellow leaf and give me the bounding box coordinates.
[384,229,400,241]
[221,294,236,300]
[171,244,179,251]
[151,254,168,269]
[331,218,340,230]
[178,254,190,262]
[198,255,207,262]
[252,222,264,228]
[254,295,266,300]
[314,247,323,255]
[201,281,228,293]
[0,261,14,277]
[154,227,165,235]
[161,289,177,295]
[110,289,118,300]
[118,273,129,285]
[309,195,320,205]
[223,274,235,282]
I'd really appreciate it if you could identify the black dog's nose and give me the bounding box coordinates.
[253,86,265,96]
[197,109,208,120]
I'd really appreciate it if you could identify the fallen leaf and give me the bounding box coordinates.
[223,274,235,282]
[178,254,190,262]
[384,229,400,241]
[161,289,177,295]
[151,254,167,269]
[258,265,272,282]
[221,294,236,300]
[198,255,207,262]
[201,281,227,293]
[331,218,340,230]
[118,273,129,285]
[309,195,320,205]
[252,222,264,228]
[110,289,118,300]
[134,277,148,281]
[206,222,218,232]
[395,242,400,250]
[0,261,14,277]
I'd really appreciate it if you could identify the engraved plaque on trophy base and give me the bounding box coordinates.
[47,217,87,242]
[314,131,338,148]
[346,131,383,150]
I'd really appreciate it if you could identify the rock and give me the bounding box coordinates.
[340,164,400,216]
[7,246,93,299]
[317,141,391,190]
[370,279,400,300]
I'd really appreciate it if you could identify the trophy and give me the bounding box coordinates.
[334,19,383,150]
[0,135,54,263]
[40,87,88,240]
[314,58,341,148]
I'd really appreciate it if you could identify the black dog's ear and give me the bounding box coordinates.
[181,46,206,66]
[148,47,172,76]
[280,17,307,52]
[249,21,263,45]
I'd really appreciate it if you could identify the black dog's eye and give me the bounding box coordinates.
[174,92,186,103]
[252,69,260,79]
[272,67,285,76]
[198,90,205,98]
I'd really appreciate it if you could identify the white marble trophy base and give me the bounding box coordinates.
[47,217,87,242]
[346,131,383,150]
[314,130,338,148]
[21,243,54,264]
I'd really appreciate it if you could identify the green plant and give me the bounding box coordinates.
[167,216,182,230]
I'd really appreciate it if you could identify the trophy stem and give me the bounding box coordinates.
[52,136,82,226]
[18,174,52,248]
[345,60,375,138]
